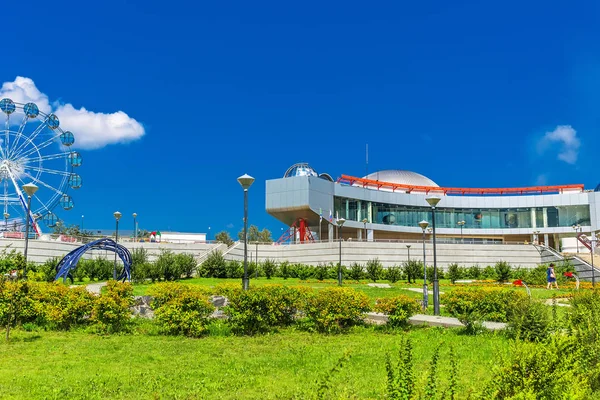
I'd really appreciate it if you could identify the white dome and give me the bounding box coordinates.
[284,163,318,178]
[362,170,439,187]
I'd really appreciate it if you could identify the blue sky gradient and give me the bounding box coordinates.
[2,0,599,237]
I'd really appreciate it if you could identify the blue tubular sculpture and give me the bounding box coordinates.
[55,238,132,282]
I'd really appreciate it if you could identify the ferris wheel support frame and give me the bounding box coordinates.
[7,169,41,235]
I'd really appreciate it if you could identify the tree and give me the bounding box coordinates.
[215,231,234,246]
[237,225,273,243]
[0,281,31,341]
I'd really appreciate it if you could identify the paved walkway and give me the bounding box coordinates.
[365,312,507,330]
[404,287,445,295]
[84,282,107,295]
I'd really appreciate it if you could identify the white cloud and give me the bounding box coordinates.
[538,125,580,164]
[535,174,548,185]
[0,76,144,149]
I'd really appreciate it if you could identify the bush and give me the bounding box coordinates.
[225,285,309,335]
[447,263,460,283]
[157,250,183,281]
[261,259,277,279]
[201,250,227,278]
[0,249,26,275]
[482,265,495,279]
[294,264,313,280]
[32,283,94,330]
[374,295,419,328]
[466,265,481,280]
[91,281,134,333]
[0,280,32,340]
[303,287,370,333]
[506,299,551,342]
[314,263,329,281]
[213,282,242,298]
[175,253,197,279]
[403,260,422,284]
[225,260,243,279]
[279,261,290,280]
[148,282,211,309]
[348,262,364,281]
[386,266,402,283]
[443,287,528,324]
[131,248,148,280]
[153,290,214,337]
[366,258,383,282]
[494,261,511,282]
[568,290,600,390]
[38,257,60,282]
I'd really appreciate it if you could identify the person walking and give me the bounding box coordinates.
[547,263,558,289]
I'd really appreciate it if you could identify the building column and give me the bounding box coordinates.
[542,207,548,228]
[357,200,362,222]
[531,208,536,229]
[328,223,334,243]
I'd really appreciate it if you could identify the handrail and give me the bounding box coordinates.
[338,174,585,195]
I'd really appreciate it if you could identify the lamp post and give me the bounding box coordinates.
[591,232,597,288]
[572,224,581,253]
[22,183,38,278]
[81,215,84,233]
[3,212,8,231]
[457,220,465,243]
[419,220,429,308]
[406,244,411,262]
[208,226,211,242]
[362,218,368,242]
[426,196,441,315]
[533,230,540,245]
[237,173,255,290]
[113,211,122,280]
[132,213,137,242]
[336,217,346,286]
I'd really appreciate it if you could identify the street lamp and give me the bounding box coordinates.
[133,213,138,242]
[81,215,84,233]
[533,230,540,245]
[572,224,582,253]
[22,183,38,277]
[362,218,368,242]
[406,244,411,262]
[208,226,211,242]
[3,212,9,231]
[237,173,255,290]
[426,196,441,315]
[113,211,122,280]
[457,220,465,243]
[336,217,346,286]
[419,220,429,308]
[591,232,597,288]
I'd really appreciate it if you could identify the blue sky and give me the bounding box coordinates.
[1,0,599,238]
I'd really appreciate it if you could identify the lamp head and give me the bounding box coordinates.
[418,220,429,230]
[426,196,441,208]
[133,213,137,218]
[237,174,255,190]
[22,182,38,197]
[362,218,368,224]
[3,212,8,219]
[113,211,122,221]
[336,217,346,227]
[406,244,411,249]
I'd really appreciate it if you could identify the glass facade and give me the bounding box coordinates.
[334,197,591,229]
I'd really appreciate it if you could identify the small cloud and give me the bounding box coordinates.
[226,223,234,229]
[0,76,145,149]
[536,174,548,185]
[537,125,580,164]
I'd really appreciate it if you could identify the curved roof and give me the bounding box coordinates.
[362,170,439,187]
[284,163,318,178]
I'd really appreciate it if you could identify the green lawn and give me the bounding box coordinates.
[0,325,507,399]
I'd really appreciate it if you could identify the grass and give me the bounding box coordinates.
[0,325,508,399]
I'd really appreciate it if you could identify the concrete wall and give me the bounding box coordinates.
[225,241,543,268]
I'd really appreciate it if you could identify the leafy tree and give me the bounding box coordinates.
[215,231,234,246]
[237,225,273,243]
[0,281,31,341]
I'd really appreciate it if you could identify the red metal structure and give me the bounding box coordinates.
[338,174,584,196]
[277,218,315,244]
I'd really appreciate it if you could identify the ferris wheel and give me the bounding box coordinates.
[0,98,81,234]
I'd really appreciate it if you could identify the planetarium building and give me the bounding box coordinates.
[266,163,600,248]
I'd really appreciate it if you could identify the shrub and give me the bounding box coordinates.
[262,259,277,279]
[494,261,511,282]
[366,258,383,282]
[32,283,94,330]
[403,260,422,284]
[225,285,309,335]
[506,299,551,342]
[0,281,32,340]
[294,264,313,280]
[157,250,182,281]
[447,263,461,283]
[38,257,60,282]
[386,266,402,283]
[374,295,419,328]
[148,282,211,309]
[175,253,197,279]
[91,281,134,333]
[131,248,148,280]
[153,290,214,337]
[225,260,243,279]
[279,261,290,279]
[568,290,600,390]
[0,249,26,274]
[303,287,370,333]
[314,263,329,281]
[443,287,528,324]
[213,282,243,298]
[466,265,481,279]
[348,262,364,281]
[247,261,261,278]
[201,250,227,278]
[482,265,495,279]
[385,336,415,399]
